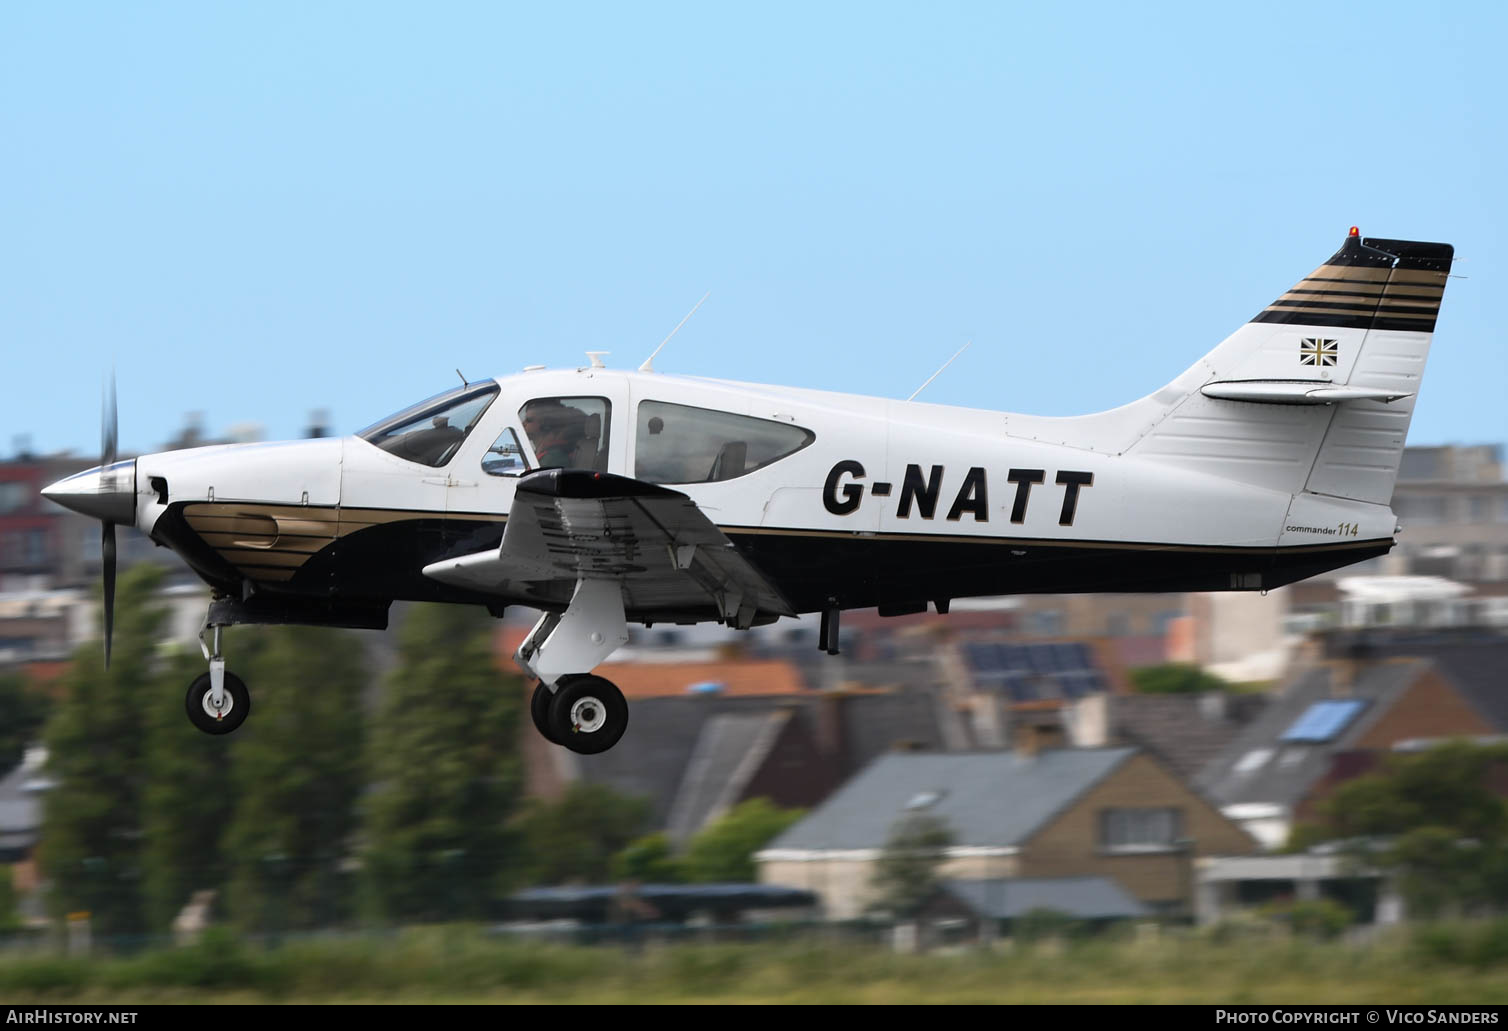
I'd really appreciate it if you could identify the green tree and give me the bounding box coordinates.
[363,604,525,922]
[868,811,954,919]
[680,798,805,883]
[139,645,241,933]
[1129,663,1230,694]
[0,671,50,773]
[0,865,22,933]
[1291,740,1508,918]
[221,625,368,932]
[513,783,652,885]
[612,832,684,883]
[38,565,168,936]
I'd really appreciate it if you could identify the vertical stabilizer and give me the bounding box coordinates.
[1120,229,1452,504]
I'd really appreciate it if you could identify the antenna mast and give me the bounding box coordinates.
[639,291,711,372]
[907,341,972,401]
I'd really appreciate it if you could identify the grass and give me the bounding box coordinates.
[4,923,1508,1003]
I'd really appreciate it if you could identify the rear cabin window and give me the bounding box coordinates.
[634,401,814,484]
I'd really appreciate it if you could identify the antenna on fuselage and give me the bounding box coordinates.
[639,291,711,372]
[456,368,469,386]
[907,341,971,402]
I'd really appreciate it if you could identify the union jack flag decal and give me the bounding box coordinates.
[1300,337,1338,366]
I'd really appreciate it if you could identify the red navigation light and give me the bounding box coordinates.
[1348,226,1360,237]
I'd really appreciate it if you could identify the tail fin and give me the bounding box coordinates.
[1120,229,1453,504]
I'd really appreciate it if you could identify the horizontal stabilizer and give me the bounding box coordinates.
[1200,380,1412,405]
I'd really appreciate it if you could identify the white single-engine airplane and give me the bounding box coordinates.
[44,229,1452,753]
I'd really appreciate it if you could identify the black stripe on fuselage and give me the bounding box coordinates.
[162,500,1392,618]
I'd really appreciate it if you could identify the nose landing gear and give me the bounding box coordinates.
[189,616,250,735]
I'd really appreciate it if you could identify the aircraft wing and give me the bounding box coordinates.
[422,469,794,626]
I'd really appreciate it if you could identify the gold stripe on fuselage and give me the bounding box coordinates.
[183,502,505,586]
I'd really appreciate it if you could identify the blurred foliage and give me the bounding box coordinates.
[1413,917,1508,968]
[0,866,21,933]
[139,644,240,933]
[363,604,525,922]
[612,832,682,883]
[0,670,51,773]
[512,783,652,886]
[1258,897,1355,939]
[868,811,954,919]
[38,565,169,935]
[12,923,1508,1003]
[1128,663,1230,694]
[1012,907,1085,943]
[222,624,369,933]
[1290,740,1508,918]
[680,798,806,883]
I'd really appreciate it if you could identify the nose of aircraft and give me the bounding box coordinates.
[41,459,139,526]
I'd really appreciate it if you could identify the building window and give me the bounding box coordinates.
[1100,807,1182,852]
[1028,610,1064,636]
[24,529,46,567]
[0,482,29,514]
[1394,495,1447,526]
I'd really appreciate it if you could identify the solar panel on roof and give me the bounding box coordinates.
[1058,671,1092,698]
[1055,643,1087,671]
[999,645,1029,671]
[1280,699,1367,743]
[1003,674,1035,701]
[962,643,997,671]
[1027,644,1058,673]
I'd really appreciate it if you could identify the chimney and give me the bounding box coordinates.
[1332,637,1375,697]
[306,409,331,439]
[816,693,847,768]
[1012,715,1065,758]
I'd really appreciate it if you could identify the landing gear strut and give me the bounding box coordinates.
[517,579,632,754]
[190,617,251,735]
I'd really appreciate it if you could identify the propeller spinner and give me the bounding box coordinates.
[40,374,137,667]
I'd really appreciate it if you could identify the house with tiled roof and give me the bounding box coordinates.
[1196,654,1498,848]
[757,745,1256,919]
[521,679,993,837]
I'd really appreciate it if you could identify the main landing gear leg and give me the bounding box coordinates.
[188,609,250,735]
[517,579,630,755]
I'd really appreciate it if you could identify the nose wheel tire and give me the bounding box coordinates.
[547,674,628,755]
[531,681,562,745]
[185,671,251,735]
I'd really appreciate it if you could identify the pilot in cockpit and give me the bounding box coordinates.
[522,400,586,469]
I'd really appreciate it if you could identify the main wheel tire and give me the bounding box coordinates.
[185,672,251,735]
[531,681,561,745]
[547,674,629,755]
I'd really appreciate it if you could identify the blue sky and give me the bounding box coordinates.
[2,2,1504,458]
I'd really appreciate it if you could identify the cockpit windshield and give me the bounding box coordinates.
[357,383,500,467]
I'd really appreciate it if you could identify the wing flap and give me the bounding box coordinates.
[422,470,794,623]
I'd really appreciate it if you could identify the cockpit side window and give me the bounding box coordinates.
[358,383,499,468]
[481,427,530,477]
[634,401,814,484]
[519,397,611,471]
